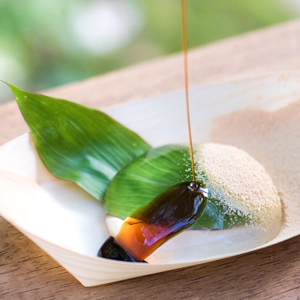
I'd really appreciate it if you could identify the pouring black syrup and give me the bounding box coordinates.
[98,0,208,263]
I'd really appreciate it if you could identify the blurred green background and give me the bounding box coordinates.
[0,0,298,103]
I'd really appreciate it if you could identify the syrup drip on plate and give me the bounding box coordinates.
[99,182,208,262]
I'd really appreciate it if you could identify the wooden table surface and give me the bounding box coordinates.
[1,20,300,300]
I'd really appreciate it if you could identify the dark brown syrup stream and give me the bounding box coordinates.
[98,0,207,263]
[181,0,196,182]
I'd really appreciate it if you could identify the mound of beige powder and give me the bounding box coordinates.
[195,143,282,230]
[211,99,300,242]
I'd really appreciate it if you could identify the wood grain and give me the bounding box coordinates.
[2,20,300,299]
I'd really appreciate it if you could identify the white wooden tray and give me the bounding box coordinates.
[0,71,299,286]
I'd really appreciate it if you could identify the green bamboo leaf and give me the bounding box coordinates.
[104,145,247,229]
[7,83,151,200]
[104,145,192,218]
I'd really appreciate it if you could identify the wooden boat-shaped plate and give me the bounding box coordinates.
[0,71,299,286]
